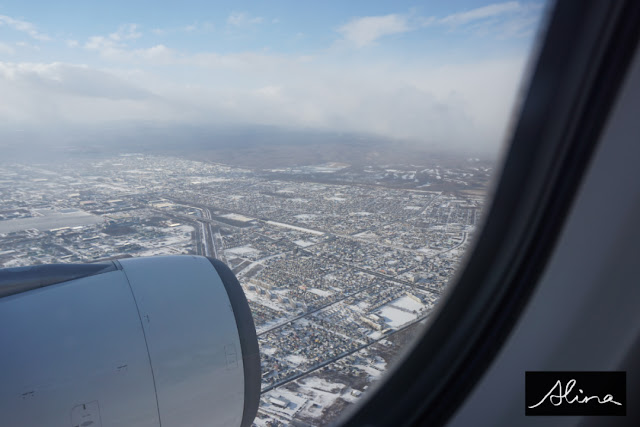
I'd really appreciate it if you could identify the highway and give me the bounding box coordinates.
[149,206,219,260]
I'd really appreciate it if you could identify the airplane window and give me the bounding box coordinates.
[0,1,548,425]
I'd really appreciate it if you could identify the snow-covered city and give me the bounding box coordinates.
[0,154,490,425]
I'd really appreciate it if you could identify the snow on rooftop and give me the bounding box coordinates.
[294,214,316,220]
[294,239,315,247]
[285,354,308,366]
[354,231,377,239]
[308,288,333,297]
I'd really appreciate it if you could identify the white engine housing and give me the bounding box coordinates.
[0,255,260,427]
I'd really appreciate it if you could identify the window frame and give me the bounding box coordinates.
[339,0,640,425]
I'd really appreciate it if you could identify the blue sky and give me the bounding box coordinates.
[0,1,547,151]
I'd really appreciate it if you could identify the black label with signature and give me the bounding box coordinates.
[525,371,626,416]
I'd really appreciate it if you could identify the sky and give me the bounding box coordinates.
[0,1,548,153]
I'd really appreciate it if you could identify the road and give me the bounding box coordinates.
[152,206,220,260]
[260,311,431,394]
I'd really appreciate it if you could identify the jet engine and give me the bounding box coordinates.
[0,255,260,427]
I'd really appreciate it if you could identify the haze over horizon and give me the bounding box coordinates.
[0,1,546,154]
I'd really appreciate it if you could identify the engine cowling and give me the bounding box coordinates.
[0,255,260,427]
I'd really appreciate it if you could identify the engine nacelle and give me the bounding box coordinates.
[0,256,260,427]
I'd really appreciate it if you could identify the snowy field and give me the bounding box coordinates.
[377,305,418,328]
[0,209,103,233]
[220,213,254,222]
[225,245,260,256]
[390,295,424,312]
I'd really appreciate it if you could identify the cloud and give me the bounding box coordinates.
[134,44,175,63]
[84,24,141,52]
[85,36,118,54]
[227,12,264,27]
[108,23,142,41]
[0,14,50,41]
[152,22,214,36]
[0,62,151,99]
[337,14,410,47]
[437,2,544,38]
[0,62,166,126]
[0,52,528,153]
[85,34,176,63]
[440,2,521,26]
[337,2,543,47]
[0,5,543,153]
[85,24,156,60]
